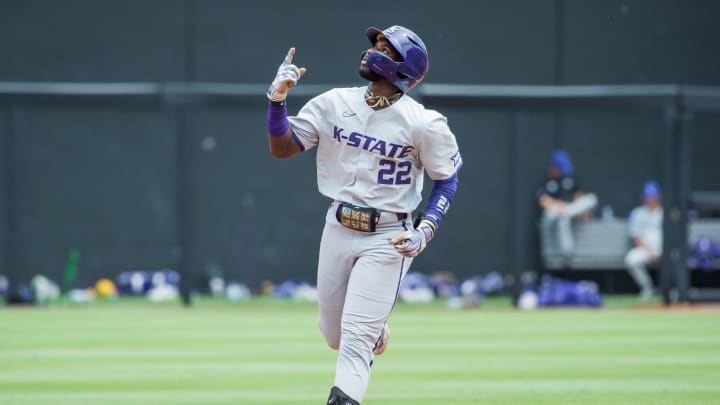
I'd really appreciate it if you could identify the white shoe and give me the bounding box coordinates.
[373,324,390,356]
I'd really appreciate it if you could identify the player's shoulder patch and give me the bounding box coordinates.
[450,150,463,170]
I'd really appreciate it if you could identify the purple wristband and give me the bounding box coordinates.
[267,102,290,137]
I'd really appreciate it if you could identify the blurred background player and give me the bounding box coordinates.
[537,150,598,261]
[264,25,462,404]
[625,180,663,300]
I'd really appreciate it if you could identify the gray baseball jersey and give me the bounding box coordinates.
[288,86,461,213]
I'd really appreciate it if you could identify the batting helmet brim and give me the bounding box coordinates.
[366,27,383,45]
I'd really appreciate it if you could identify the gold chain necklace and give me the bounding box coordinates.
[364,88,402,108]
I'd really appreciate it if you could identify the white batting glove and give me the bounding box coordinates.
[267,47,307,102]
[389,221,435,258]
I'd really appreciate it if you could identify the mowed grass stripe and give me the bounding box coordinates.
[1,300,719,404]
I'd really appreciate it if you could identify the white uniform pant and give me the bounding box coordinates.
[540,193,598,257]
[624,247,657,292]
[317,202,412,402]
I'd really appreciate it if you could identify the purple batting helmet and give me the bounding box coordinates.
[365,25,429,93]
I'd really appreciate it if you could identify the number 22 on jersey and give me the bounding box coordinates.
[377,159,412,185]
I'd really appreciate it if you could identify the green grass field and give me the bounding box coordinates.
[1,297,719,404]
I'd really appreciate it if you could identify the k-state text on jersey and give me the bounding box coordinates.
[332,125,414,159]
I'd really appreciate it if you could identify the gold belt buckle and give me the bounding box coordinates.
[336,203,379,232]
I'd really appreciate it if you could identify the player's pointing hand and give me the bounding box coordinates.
[267,47,307,102]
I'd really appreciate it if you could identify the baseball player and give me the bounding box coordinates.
[265,25,462,404]
[537,150,598,261]
[625,180,663,300]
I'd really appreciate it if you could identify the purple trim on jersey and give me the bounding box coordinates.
[391,258,405,311]
[422,174,458,230]
[388,220,409,313]
[291,130,306,152]
[371,256,405,365]
[372,326,384,353]
[266,103,290,137]
[369,221,408,367]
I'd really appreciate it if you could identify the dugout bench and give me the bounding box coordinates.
[541,218,720,271]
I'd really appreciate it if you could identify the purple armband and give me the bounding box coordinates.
[421,174,459,230]
[266,102,290,137]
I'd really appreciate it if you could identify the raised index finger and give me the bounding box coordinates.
[284,47,296,64]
